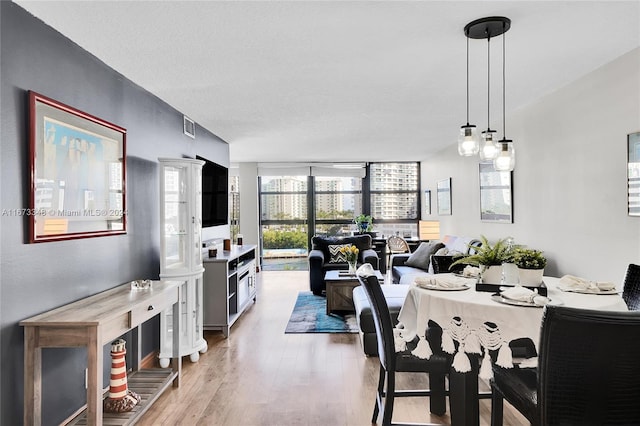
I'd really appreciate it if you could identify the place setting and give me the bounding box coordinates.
[557,274,619,295]
[414,275,471,291]
[491,285,561,308]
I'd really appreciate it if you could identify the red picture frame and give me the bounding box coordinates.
[28,91,126,242]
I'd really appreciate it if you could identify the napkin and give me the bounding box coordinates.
[415,275,468,289]
[462,265,480,278]
[558,275,616,292]
[500,286,537,302]
[500,286,550,306]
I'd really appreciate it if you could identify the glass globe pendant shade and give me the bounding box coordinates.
[479,129,498,161]
[458,124,480,156]
[494,140,515,171]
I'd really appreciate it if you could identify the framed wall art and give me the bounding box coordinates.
[29,91,127,243]
[424,189,431,215]
[628,131,640,216]
[437,178,452,216]
[479,162,513,223]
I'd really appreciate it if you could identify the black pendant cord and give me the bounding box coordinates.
[486,30,491,132]
[501,22,506,139]
[466,36,470,125]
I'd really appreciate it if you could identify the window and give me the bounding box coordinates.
[259,176,309,270]
[314,176,362,236]
[369,162,420,237]
[229,175,240,242]
[257,163,421,270]
[260,176,308,220]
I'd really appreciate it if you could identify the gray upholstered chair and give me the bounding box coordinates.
[308,234,379,295]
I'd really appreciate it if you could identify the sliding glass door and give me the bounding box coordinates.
[260,176,309,270]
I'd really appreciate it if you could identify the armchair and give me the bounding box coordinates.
[308,234,379,295]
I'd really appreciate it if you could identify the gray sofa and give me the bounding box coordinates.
[391,235,482,284]
[353,284,409,356]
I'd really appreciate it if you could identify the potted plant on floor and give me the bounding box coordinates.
[513,248,547,285]
[451,235,509,283]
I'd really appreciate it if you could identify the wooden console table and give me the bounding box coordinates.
[21,280,182,426]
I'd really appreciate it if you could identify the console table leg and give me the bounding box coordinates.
[86,326,103,426]
[24,327,41,426]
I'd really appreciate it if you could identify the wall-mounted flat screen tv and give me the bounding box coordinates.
[197,155,228,227]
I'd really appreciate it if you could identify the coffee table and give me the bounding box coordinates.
[324,269,384,314]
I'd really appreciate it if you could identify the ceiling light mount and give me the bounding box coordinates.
[464,16,511,40]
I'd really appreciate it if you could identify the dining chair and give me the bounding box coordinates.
[357,272,450,426]
[490,305,640,426]
[622,263,640,310]
[387,235,411,269]
[388,235,410,256]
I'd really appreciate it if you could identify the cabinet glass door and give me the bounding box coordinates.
[192,166,203,269]
[163,165,188,271]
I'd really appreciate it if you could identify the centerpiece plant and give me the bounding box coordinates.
[451,235,509,284]
[512,248,547,286]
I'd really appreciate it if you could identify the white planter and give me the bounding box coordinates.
[502,263,519,284]
[518,268,544,286]
[481,265,503,284]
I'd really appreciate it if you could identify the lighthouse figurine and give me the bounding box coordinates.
[103,338,141,413]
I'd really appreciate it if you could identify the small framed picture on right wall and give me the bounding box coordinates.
[628,131,640,216]
[479,163,513,223]
[424,189,431,215]
[437,178,452,216]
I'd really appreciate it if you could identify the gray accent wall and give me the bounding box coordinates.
[1,3,229,425]
[421,47,640,283]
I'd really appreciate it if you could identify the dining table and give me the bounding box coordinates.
[395,274,629,426]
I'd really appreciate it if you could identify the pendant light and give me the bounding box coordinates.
[479,26,498,162]
[494,19,516,172]
[462,17,514,169]
[458,36,480,156]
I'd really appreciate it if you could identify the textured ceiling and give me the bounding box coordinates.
[14,1,640,163]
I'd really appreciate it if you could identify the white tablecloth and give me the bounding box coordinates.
[396,275,628,379]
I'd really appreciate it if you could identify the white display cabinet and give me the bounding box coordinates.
[158,158,207,367]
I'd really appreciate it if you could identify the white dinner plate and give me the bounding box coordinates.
[491,294,562,308]
[453,272,479,279]
[417,282,470,291]
[559,287,619,295]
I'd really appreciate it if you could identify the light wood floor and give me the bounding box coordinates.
[138,271,528,426]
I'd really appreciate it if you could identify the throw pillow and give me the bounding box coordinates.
[328,244,353,263]
[405,242,445,271]
[434,247,450,256]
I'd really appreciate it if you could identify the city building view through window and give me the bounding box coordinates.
[259,162,421,270]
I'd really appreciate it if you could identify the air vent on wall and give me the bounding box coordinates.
[183,115,195,139]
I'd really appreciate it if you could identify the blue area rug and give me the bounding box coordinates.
[285,291,358,333]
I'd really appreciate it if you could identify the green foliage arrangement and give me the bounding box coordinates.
[451,235,509,267]
[354,214,373,232]
[512,248,547,270]
[262,228,308,250]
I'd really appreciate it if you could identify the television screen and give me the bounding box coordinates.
[197,155,228,227]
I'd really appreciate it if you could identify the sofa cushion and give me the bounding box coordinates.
[353,284,409,334]
[404,241,444,271]
[311,234,372,261]
[327,243,352,263]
